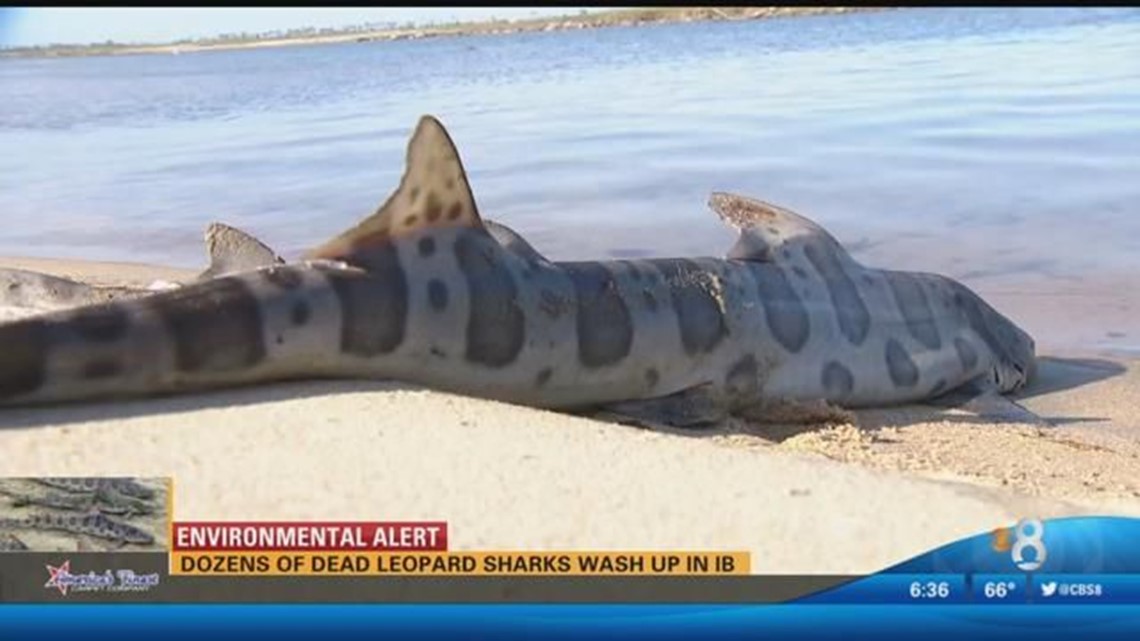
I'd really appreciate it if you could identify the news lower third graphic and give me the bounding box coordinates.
[170,521,749,576]
[3,476,1140,605]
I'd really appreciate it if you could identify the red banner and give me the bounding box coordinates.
[172,521,448,551]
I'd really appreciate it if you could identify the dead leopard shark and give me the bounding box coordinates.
[0,222,283,316]
[0,115,1037,425]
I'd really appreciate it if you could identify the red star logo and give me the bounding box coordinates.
[44,560,72,596]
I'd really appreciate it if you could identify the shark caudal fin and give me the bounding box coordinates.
[305,115,488,266]
[708,192,861,267]
[198,222,284,280]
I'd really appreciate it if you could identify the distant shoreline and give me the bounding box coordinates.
[1,7,893,60]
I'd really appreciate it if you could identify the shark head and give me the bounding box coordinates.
[956,281,1037,393]
[994,318,1036,393]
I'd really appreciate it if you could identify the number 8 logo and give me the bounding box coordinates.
[1011,518,1046,571]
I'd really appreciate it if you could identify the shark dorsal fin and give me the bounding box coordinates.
[708,192,857,265]
[199,222,284,280]
[306,115,485,264]
[484,219,551,265]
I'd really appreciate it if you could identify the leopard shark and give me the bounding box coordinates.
[0,222,283,318]
[0,512,155,546]
[0,115,1037,425]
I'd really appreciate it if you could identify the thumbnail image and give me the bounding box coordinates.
[0,477,168,552]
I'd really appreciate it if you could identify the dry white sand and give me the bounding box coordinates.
[1,256,1137,574]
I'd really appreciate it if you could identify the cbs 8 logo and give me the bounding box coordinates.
[1011,518,1047,571]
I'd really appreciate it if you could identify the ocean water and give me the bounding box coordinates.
[1,8,1138,351]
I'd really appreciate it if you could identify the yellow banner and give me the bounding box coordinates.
[171,551,751,576]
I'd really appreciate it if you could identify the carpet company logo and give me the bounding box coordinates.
[44,560,160,596]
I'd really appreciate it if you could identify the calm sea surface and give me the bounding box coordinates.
[1,9,1138,308]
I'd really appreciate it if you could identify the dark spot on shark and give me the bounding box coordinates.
[326,245,408,357]
[766,226,780,236]
[792,266,808,279]
[886,272,942,350]
[448,203,463,220]
[70,305,129,342]
[428,279,449,311]
[653,259,728,355]
[418,237,436,257]
[949,282,1017,366]
[424,192,443,222]
[780,248,792,260]
[430,346,447,358]
[404,215,419,227]
[804,242,869,346]
[148,277,267,372]
[564,261,633,368]
[748,263,809,353]
[643,291,658,312]
[538,289,569,319]
[263,267,303,290]
[821,361,854,399]
[535,367,553,387]
[409,186,421,203]
[954,337,979,371]
[726,354,759,398]
[863,274,875,286]
[82,359,121,380]
[645,368,660,388]
[0,318,47,398]
[885,339,919,387]
[446,177,456,190]
[291,301,311,326]
[455,232,525,367]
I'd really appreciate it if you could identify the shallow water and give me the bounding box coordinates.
[1,8,1138,354]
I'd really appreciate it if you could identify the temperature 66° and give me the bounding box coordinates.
[983,581,1017,599]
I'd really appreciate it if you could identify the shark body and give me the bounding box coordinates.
[0,512,155,546]
[0,222,283,318]
[0,116,1036,425]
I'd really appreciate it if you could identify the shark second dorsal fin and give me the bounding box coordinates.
[306,115,485,265]
[708,192,856,265]
[199,222,284,280]
[484,219,551,265]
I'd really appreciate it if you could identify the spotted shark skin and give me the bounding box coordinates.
[0,222,282,320]
[0,512,155,546]
[0,116,1037,425]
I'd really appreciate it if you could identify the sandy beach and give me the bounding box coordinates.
[0,256,1136,574]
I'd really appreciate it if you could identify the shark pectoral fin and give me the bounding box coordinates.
[305,115,492,267]
[594,383,729,429]
[485,219,552,265]
[198,222,284,280]
[929,378,1047,425]
[737,398,855,425]
[707,191,859,266]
